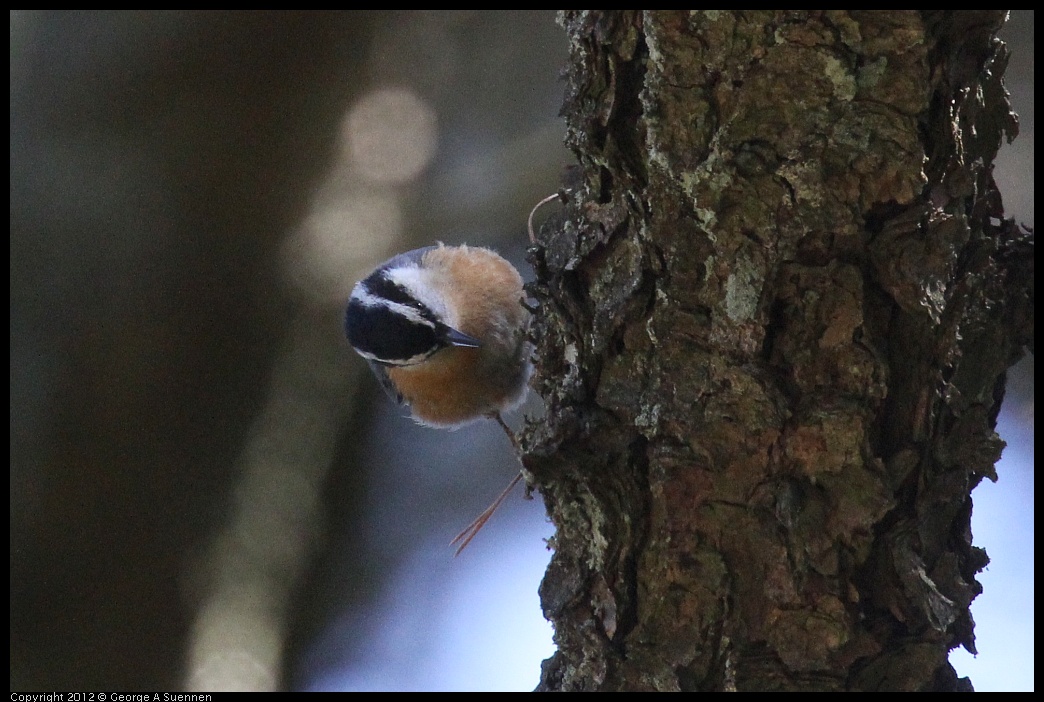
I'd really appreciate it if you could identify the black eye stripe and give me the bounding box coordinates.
[365,275,416,307]
[345,298,443,364]
[364,272,441,324]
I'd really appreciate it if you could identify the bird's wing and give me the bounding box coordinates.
[367,360,405,406]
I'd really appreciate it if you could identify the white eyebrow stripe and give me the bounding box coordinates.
[351,283,437,328]
[383,265,454,327]
[352,294,436,327]
[350,287,384,307]
[386,301,437,327]
[355,348,432,366]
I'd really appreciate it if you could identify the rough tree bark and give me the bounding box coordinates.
[523,11,1031,692]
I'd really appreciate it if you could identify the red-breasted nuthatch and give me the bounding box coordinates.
[344,243,532,427]
[344,243,532,552]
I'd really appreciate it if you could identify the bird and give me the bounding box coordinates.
[344,242,532,553]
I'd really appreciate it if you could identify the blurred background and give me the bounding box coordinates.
[9,10,1033,692]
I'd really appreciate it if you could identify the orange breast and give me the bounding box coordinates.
[388,347,518,427]
[387,245,531,427]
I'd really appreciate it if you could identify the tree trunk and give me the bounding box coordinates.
[525,10,1030,692]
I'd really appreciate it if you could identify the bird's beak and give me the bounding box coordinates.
[444,326,481,348]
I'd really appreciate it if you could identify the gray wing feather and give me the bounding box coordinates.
[375,246,435,274]
[368,360,405,406]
